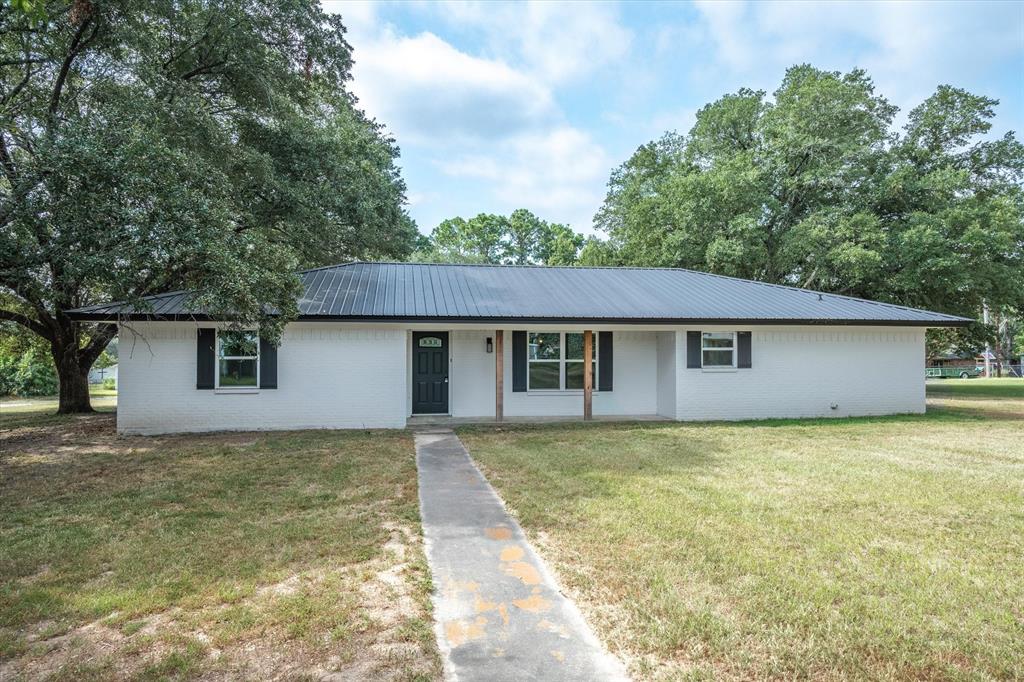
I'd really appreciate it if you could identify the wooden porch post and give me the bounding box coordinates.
[495,330,504,422]
[583,329,593,420]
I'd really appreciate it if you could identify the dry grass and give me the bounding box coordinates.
[0,411,440,681]
[458,382,1024,681]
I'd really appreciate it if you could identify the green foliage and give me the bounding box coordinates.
[5,0,46,22]
[94,349,116,370]
[0,0,417,409]
[595,66,1024,334]
[429,214,508,263]
[0,346,57,396]
[577,236,621,267]
[102,377,115,390]
[419,209,585,265]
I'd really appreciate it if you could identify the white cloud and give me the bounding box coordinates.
[692,0,754,72]
[433,1,633,85]
[322,0,377,35]
[691,0,1023,118]
[321,1,621,232]
[347,30,557,144]
[435,127,610,232]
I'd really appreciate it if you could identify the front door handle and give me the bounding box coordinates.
[444,377,449,383]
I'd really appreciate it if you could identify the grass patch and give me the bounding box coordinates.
[0,386,117,420]
[0,415,440,680]
[458,389,1024,680]
[925,376,1024,399]
[925,378,1024,420]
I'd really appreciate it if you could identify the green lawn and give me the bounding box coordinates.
[0,386,117,417]
[0,414,440,681]
[925,376,1024,398]
[459,383,1024,680]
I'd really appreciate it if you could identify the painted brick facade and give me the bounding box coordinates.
[117,322,407,434]
[117,322,926,434]
[673,326,926,420]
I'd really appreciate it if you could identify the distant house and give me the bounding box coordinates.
[66,262,970,435]
[88,363,117,386]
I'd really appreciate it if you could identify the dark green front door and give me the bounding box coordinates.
[412,332,449,414]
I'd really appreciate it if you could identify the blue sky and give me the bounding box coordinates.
[322,1,1023,236]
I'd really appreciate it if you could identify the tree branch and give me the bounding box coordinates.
[79,323,117,367]
[0,133,17,182]
[0,308,51,339]
[49,15,97,117]
[180,59,227,81]
[1,51,33,106]
[0,56,49,67]
[162,16,216,69]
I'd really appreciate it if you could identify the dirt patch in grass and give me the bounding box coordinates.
[460,401,1024,681]
[0,413,441,681]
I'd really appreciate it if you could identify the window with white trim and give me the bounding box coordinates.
[527,332,597,390]
[217,330,259,388]
[701,331,736,368]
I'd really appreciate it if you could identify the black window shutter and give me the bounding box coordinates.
[686,330,702,369]
[512,330,527,392]
[259,337,278,389]
[737,331,752,368]
[598,331,613,391]
[196,328,215,389]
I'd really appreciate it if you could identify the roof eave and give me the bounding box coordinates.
[64,311,973,327]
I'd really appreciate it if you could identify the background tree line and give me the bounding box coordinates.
[412,208,588,266]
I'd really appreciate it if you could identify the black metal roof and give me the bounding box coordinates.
[65,261,971,326]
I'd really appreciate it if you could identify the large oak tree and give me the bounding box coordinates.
[1,0,417,412]
[595,66,1024,348]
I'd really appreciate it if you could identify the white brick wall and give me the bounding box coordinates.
[117,322,407,434]
[117,322,926,433]
[449,330,497,418]
[656,331,677,418]
[673,326,926,421]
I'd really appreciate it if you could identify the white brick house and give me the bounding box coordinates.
[67,262,969,435]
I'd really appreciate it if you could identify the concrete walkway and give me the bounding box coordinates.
[414,429,628,682]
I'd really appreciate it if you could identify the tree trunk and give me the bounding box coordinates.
[57,355,93,413]
[53,336,94,414]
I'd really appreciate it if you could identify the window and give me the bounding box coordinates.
[218,330,259,388]
[528,332,597,390]
[701,332,735,368]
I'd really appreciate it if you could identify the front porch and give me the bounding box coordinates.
[407,328,680,423]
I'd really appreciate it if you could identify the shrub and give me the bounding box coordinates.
[0,347,58,397]
[102,377,116,390]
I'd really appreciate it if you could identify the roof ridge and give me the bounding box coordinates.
[297,261,361,274]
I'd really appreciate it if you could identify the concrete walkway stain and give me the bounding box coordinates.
[414,428,628,682]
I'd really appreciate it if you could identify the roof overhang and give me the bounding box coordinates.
[64,312,973,327]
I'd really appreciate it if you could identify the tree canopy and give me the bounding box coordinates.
[0,0,417,411]
[595,65,1024,349]
[416,209,585,265]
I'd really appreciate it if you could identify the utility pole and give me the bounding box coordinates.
[982,301,992,378]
